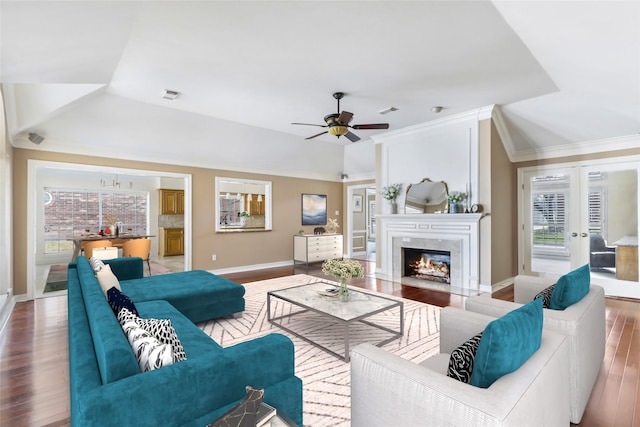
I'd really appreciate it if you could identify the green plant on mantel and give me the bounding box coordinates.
[381,183,402,201]
[446,191,467,204]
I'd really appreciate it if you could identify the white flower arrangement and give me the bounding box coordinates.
[381,183,402,201]
[322,259,364,280]
[327,218,340,232]
[446,191,467,204]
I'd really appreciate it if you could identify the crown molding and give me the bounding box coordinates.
[490,104,518,162]
[510,133,640,163]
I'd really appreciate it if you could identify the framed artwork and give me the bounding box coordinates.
[302,194,327,225]
[353,194,363,212]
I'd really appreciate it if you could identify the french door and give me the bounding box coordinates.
[520,159,640,298]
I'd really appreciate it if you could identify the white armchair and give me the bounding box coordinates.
[350,307,569,427]
[465,275,606,424]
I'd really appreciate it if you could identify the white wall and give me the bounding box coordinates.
[372,108,489,214]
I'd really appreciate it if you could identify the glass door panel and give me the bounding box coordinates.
[585,166,639,289]
[523,169,578,276]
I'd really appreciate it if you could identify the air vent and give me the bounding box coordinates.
[162,89,180,100]
[378,106,398,115]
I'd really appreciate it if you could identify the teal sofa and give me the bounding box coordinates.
[68,256,303,426]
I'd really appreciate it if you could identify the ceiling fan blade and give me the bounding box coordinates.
[352,123,389,130]
[344,131,360,142]
[305,131,329,140]
[292,122,327,128]
[337,111,353,124]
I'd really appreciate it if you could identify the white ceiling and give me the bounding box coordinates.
[2,1,639,174]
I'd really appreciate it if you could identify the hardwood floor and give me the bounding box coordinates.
[1,261,638,426]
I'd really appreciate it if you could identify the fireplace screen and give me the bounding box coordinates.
[403,248,451,284]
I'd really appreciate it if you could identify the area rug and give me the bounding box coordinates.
[44,260,176,293]
[197,274,441,427]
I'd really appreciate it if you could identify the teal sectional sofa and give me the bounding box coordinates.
[68,256,303,426]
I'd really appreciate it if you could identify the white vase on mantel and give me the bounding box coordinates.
[390,201,398,214]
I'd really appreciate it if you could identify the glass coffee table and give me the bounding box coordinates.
[267,281,404,362]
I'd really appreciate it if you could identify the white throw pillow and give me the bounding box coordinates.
[121,321,174,372]
[89,256,105,274]
[96,264,121,296]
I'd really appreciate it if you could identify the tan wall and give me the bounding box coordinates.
[489,120,517,283]
[12,148,343,296]
[478,119,518,286]
[478,120,492,285]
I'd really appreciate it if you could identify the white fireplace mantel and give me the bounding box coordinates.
[377,213,482,294]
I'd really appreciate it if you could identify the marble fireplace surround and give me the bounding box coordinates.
[377,214,482,295]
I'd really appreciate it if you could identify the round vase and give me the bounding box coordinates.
[449,203,461,213]
[338,278,349,302]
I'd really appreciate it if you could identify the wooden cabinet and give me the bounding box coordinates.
[160,228,184,256]
[160,189,184,215]
[245,194,265,216]
[294,234,343,265]
[616,245,639,281]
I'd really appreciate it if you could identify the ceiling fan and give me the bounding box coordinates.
[292,92,389,142]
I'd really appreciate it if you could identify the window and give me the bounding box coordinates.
[531,175,568,255]
[43,189,149,253]
[588,172,606,236]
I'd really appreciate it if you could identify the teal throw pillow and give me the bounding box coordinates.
[470,298,543,388]
[549,264,590,310]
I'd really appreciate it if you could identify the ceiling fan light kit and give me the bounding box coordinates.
[292,92,389,142]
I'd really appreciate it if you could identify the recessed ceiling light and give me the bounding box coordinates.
[378,106,398,115]
[431,106,443,113]
[162,89,180,100]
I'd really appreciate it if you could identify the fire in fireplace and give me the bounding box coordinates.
[403,248,451,284]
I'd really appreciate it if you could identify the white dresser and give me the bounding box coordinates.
[293,234,343,265]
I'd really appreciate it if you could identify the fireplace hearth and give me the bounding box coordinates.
[403,248,451,284]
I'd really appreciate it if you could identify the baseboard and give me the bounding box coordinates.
[489,277,515,294]
[0,294,17,334]
[209,260,294,275]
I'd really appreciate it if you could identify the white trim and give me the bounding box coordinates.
[511,134,640,163]
[518,153,640,173]
[26,159,193,300]
[346,183,375,258]
[209,260,293,275]
[0,295,16,334]
[491,104,517,162]
[342,171,375,182]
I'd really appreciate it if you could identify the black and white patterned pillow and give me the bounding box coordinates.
[447,332,483,383]
[121,320,174,372]
[89,257,105,274]
[117,308,187,363]
[534,284,556,308]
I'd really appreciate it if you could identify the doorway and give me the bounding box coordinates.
[27,160,192,300]
[519,157,640,298]
[347,184,376,261]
